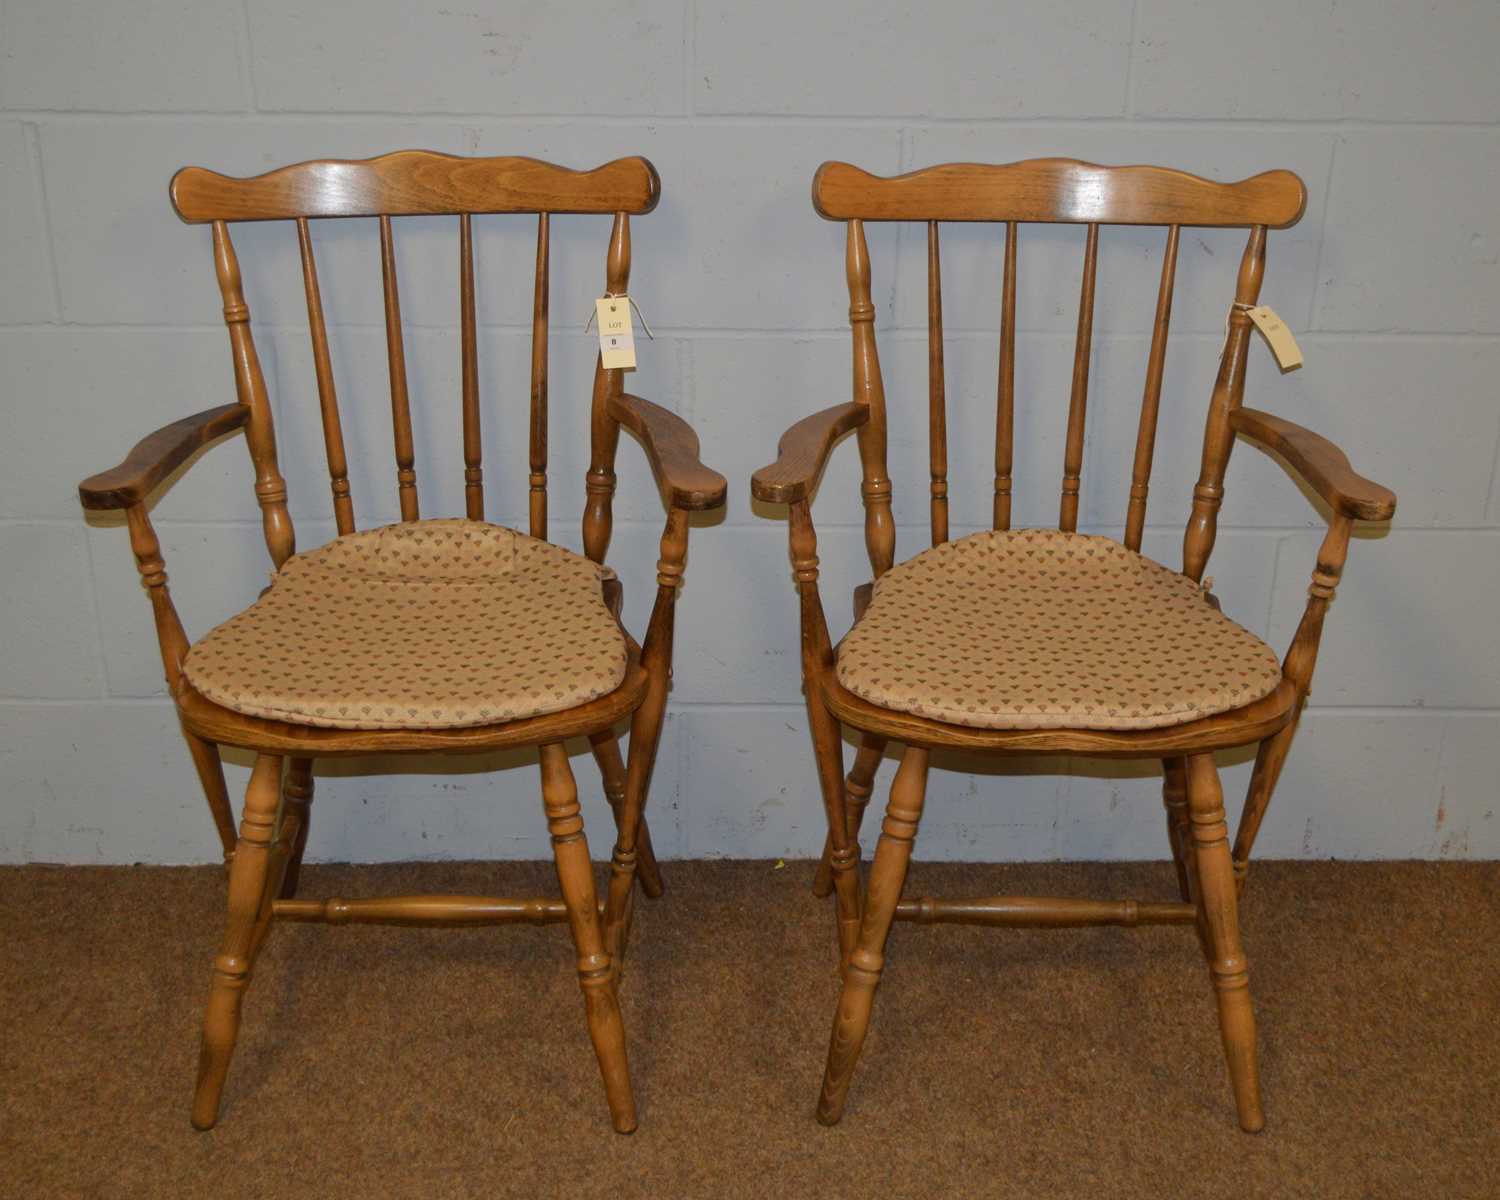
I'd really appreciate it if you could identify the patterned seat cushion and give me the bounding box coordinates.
[835,529,1281,731]
[183,520,628,730]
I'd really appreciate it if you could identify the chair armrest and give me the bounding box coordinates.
[1230,408,1397,522]
[750,402,869,504]
[79,404,248,511]
[608,393,727,511]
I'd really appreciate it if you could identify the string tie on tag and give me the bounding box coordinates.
[583,293,654,339]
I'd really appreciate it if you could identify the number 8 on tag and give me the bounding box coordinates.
[596,297,636,370]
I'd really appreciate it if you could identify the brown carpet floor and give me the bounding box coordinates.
[2,859,1497,1199]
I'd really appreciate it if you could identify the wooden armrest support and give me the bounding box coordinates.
[750,402,869,504]
[1230,408,1397,522]
[78,404,248,511]
[609,393,727,511]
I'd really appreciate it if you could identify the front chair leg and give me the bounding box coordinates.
[1185,753,1265,1133]
[813,733,886,898]
[590,729,664,900]
[540,743,636,1134]
[817,745,929,1126]
[192,753,284,1130]
[278,757,314,900]
[1161,756,1193,903]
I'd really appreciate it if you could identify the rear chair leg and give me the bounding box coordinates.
[541,743,636,1134]
[192,753,285,1130]
[182,727,237,869]
[1185,753,1265,1133]
[805,692,862,964]
[279,757,314,900]
[1232,724,1297,896]
[591,730,663,900]
[817,745,929,1126]
[813,734,886,898]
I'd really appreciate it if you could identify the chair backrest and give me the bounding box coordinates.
[811,158,1307,582]
[170,150,661,569]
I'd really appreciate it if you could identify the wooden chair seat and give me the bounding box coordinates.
[174,650,650,758]
[184,518,628,731]
[821,671,1297,757]
[835,528,1281,733]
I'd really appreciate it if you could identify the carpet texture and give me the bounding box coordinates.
[2,858,1496,1198]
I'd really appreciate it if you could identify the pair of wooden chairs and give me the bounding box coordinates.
[79,151,1393,1135]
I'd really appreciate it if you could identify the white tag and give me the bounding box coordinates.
[595,296,636,371]
[1243,304,1303,372]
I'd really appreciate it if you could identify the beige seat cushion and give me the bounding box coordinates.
[835,529,1281,731]
[183,520,628,730]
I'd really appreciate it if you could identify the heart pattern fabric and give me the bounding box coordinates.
[835,529,1282,731]
[183,519,628,730]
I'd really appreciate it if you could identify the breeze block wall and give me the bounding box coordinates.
[2,1,1496,863]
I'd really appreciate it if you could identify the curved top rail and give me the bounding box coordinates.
[813,158,1306,228]
[171,151,661,223]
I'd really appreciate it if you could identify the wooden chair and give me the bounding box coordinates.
[751,159,1396,1130]
[78,151,725,1133]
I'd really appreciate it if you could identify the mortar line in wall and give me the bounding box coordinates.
[22,122,65,322]
[1301,705,1500,717]
[31,517,1500,537]
[701,520,1500,536]
[679,336,698,436]
[1305,137,1340,332]
[629,700,1500,717]
[1122,0,1142,119]
[838,329,1500,343]
[1262,532,1286,637]
[1430,716,1452,844]
[235,0,258,112]
[682,0,696,117]
[1,697,1494,718]
[7,109,1499,131]
[0,697,182,708]
[5,321,1498,343]
[676,703,1500,718]
[75,511,112,701]
[674,692,688,856]
[1484,453,1500,529]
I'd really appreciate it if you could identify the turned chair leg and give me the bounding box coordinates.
[813,733,886,898]
[817,745,929,1126]
[278,758,314,901]
[590,729,663,900]
[1184,753,1265,1133]
[192,753,286,1130]
[540,743,636,1134]
[1161,756,1193,903]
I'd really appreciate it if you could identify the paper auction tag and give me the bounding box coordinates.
[1243,304,1303,372]
[595,296,636,370]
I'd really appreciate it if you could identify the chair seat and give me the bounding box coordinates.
[835,529,1282,732]
[183,519,628,731]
